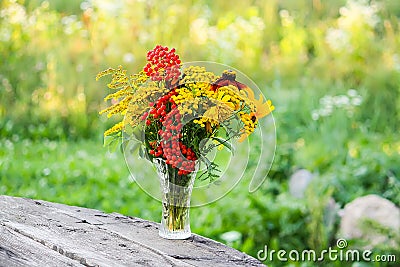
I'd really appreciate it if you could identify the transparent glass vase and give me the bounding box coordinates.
[154,158,197,239]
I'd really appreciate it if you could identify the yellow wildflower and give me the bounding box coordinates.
[104,86,132,101]
[237,111,258,142]
[96,67,118,81]
[172,87,194,105]
[99,96,132,118]
[104,121,124,136]
[203,100,233,123]
[124,84,169,128]
[214,85,242,110]
[242,87,275,119]
[180,65,218,93]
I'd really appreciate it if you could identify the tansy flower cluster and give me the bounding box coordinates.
[98,45,274,180]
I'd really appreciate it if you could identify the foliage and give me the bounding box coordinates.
[1,0,399,137]
[0,0,399,266]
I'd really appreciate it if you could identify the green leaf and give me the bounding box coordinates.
[212,137,235,154]
[197,156,221,182]
[141,146,152,160]
[131,126,145,142]
[120,138,142,155]
[104,134,122,153]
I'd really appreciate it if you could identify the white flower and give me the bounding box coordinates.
[347,89,358,97]
[325,28,351,51]
[220,231,242,243]
[123,53,135,63]
[338,0,380,29]
[1,1,27,25]
[333,95,350,107]
[351,96,363,106]
[311,111,320,121]
[80,1,92,11]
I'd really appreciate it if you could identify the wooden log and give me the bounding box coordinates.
[0,195,264,266]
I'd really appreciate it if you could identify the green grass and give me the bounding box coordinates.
[1,128,398,266]
[0,138,160,218]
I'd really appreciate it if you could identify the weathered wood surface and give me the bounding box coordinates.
[0,195,264,267]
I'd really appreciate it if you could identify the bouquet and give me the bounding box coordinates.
[97,45,274,238]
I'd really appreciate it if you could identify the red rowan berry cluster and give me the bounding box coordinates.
[145,90,178,125]
[146,89,197,175]
[143,45,181,82]
[161,109,197,175]
[149,139,196,176]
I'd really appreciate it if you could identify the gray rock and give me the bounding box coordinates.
[339,194,400,249]
[289,169,314,198]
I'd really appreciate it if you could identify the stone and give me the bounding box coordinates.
[289,169,314,198]
[339,194,400,249]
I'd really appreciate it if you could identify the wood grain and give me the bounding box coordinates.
[0,195,264,267]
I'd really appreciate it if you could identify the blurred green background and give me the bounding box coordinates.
[1,0,399,266]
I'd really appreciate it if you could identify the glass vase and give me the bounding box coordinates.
[154,158,197,239]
